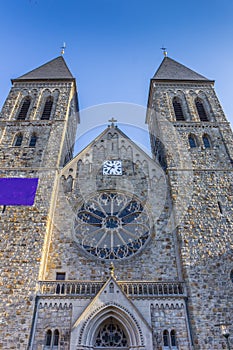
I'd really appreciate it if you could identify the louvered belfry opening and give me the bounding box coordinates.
[41,96,53,120]
[173,97,185,121]
[195,98,208,121]
[17,97,31,120]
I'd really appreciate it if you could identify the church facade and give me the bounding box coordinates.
[0,55,232,350]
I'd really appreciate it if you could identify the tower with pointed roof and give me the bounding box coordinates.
[0,56,79,348]
[0,55,232,350]
[147,56,233,349]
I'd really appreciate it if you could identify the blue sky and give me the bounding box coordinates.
[1,0,233,152]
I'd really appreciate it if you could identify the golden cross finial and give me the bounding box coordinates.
[61,42,66,55]
[108,117,117,127]
[109,262,115,278]
[161,47,167,57]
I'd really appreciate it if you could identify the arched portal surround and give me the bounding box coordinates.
[75,304,146,350]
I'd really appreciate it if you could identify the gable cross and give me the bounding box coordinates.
[108,117,117,127]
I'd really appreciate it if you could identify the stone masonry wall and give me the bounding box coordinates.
[147,80,233,349]
[32,301,72,350]
[0,78,78,348]
[44,128,181,282]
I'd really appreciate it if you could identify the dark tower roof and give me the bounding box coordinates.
[13,56,74,81]
[153,56,212,81]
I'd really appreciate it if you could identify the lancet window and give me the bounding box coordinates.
[195,98,208,121]
[173,97,185,121]
[29,133,37,147]
[41,96,53,120]
[13,133,23,147]
[45,329,60,348]
[202,134,211,148]
[163,329,178,349]
[188,134,197,148]
[17,96,31,120]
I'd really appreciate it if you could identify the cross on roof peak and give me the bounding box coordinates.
[108,117,117,127]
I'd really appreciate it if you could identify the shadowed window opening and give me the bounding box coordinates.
[17,96,31,120]
[53,329,59,346]
[41,96,53,120]
[188,135,197,148]
[230,270,233,283]
[217,201,223,214]
[13,133,23,147]
[45,329,52,346]
[173,97,185,121]
[163,330,169,346]
[195,98,208,121]
[202,134,211,148]
[29,133,37,147]
[171,330,177,346]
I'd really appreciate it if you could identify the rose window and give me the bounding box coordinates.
[94,321,128,347]
[73,192,151,260]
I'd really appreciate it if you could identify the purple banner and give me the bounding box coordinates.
[0,178,39,205]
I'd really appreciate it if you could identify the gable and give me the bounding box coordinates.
[60,125,167,224]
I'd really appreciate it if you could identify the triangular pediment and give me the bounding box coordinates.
[62,124,157,175]
[72,277,151,331]
[60,124,166,227]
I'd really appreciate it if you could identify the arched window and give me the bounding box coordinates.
[17,96,31,120]
[94,318,128,347]
[41,96,53,120]
[53,329,59,346]
[171,330,177,346]
[188,134,197,148]
[29,133,37,147]
[202,134,211,148]
[13,133,23,147]
[163,330,169,346]
[195,98,208,121]
[173,97,185,121]
[109,282,114,293]
[45,329,52,346]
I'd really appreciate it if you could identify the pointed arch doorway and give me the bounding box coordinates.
[75,304,147,350]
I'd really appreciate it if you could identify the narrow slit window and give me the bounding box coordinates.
[217,201,223,214]
[230,270,233,283]
[45,329,52,346]
[195,98,208,121]
[173,97,185,121]
[163,330,169,346]
[13,133,23,147]
[53,329,59,346]
[29,133,37,147]
[188,135,197,148]
[202,134,211,148]
[41,96,53,120]
[171,330,177,346]
[17,97,31,120]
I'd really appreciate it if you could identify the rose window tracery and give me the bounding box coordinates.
[73,192,151,260]
[94,321,128,347]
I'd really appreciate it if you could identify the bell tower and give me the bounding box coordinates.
[0,56,79,348]
[146,56,233,349]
